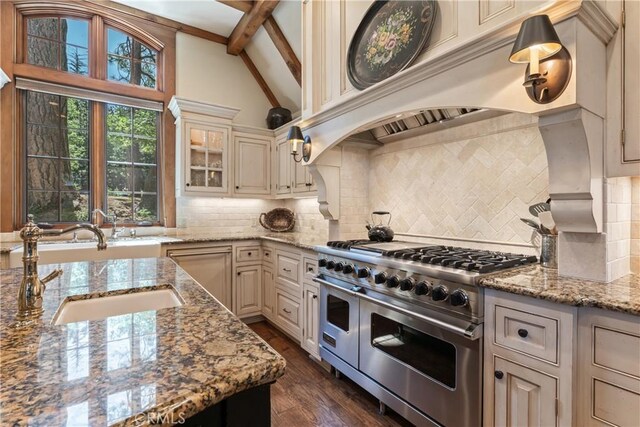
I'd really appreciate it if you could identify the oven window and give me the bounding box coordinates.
[371,313,456,388]
[327,294,350,332]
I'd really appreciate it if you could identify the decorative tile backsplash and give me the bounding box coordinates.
[368,113,549,245]
[606,177,634,281]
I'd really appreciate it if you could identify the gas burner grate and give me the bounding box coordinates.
[327,240,371,250]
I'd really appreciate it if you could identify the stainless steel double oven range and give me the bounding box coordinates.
[313,240,538,427]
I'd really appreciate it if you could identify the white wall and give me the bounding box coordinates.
[175,32,273,128]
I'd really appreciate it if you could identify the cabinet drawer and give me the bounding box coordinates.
[593,326,640,378]
[494,305,558,363]
[236,246,261,263]
[263,247,274,264]
[303,257,318,278]
[276,289,301,337]
[277,251,300,284]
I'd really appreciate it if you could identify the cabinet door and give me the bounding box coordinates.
[624,0,640,162]
[234,135,270,195]
[236,265,262,317]
[292,158,308,193]
[167,248,232,309]
[276,139,291,195]
[493,357,557,427]
[262,266,275,319]
[184,123,230,194]
[302,283,320,358]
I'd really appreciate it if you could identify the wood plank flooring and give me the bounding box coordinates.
[249,322,413,427]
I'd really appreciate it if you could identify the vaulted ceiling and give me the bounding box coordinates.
[111,0,302,114]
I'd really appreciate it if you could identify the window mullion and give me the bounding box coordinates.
[92,15,105,80]
[92,102,105,225]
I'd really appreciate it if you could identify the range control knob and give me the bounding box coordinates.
[343,264,354,274]
[399,277,415,291]
[334,262,344,272]
[449,289,469,307]
[374,272,388,284]
[431,285,449,302]
[318,259,328,268]
[414,281,432,296]
[357,267,371,278]
[326,260,336,270]
[386,275,400,288]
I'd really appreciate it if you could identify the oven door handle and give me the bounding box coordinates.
[313,276,482,341]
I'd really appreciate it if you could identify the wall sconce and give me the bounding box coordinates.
[509,15,572,104]
[287,125,312,163]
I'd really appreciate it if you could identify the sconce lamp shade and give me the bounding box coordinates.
[509,15,562,63]
[287,126,305,147]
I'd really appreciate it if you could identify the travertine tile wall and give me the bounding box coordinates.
[631,177,640,274]
[368,113,549,245]
[338,146,372,240]
[605,177,633,281]
[284,198,329,239]
[175,196,327,238]
[176,197,283,233]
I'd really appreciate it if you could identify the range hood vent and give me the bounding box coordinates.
[344,108,504,148]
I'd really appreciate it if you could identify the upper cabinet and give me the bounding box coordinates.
[234,130,272,196]
[623,0,640,163]
[169,97,239,197]
[274,124,316,197]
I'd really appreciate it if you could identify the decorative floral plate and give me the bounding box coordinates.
[347,0,437,90]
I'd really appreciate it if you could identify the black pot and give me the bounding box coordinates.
[266,107,292,130]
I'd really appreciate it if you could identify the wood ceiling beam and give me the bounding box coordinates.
[263,16,301,86]
[226,0,279,55]
[217,0,253,14]
[239,50,280,108]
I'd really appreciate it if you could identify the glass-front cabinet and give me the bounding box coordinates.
[185,123,229,193]
[169,96,239,197]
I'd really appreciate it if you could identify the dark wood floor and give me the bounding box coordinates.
[249,322,413,427]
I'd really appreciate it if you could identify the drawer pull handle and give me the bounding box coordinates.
[494,370,504,380]
[308,267,314,272]
[283,268,292,273]
[517,329,529,338]
[283,308,292,314]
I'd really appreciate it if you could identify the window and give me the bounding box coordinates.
[107,28,157,88]
[20,12,165,224]
[26,17,89,75]
[106,104,158,222]
[25,91,90,222]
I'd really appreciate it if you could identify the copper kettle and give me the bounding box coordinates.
[366,211,394,242]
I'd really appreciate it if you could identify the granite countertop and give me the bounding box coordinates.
[0,258,286,426]
[479,264,640,315]
[0,232,325,254]
[162,231,325,251]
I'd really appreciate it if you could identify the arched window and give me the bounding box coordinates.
[16,7,170,225]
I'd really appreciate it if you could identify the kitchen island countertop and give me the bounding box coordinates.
[0,257,286,426]
[479,264,640,315]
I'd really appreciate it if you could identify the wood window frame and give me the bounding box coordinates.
[0,1,176,231]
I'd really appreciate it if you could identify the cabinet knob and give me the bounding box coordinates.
[286,185,291,189]
[494,370,504,379]
[517,328,529,338]
[236,186,239,189]
[186,182,191,187]
[312,295,317,299]
[237,272,241,276]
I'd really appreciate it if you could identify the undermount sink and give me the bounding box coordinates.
[53,286,184,325]
[8,239,162,268]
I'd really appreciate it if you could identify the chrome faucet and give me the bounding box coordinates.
[92,208,125,239]
[15,215,107,324]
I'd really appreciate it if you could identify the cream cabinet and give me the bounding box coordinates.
[164,244,233,309]
[235,265,262,318]
[302,282,320,359]
[261,265,275,320]
[623,0,640,164]
[293,159,316,194]
[169,97,239,197]
[484,289,577,427]
[493,356,558,427]
[233,131,272,196]
[577,308,640,426]
[275,138,291,195]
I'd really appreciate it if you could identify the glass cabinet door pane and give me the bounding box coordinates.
[190,129,206,147]
[190,169,205,187]
[208,171,222,188]
[207,131,223,150]
[191,149,206,167]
